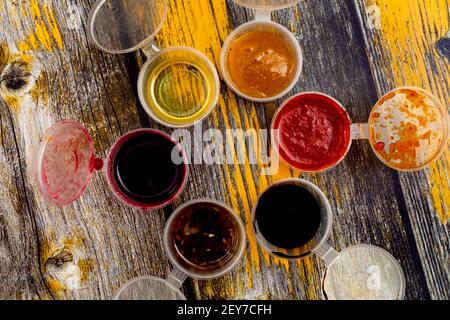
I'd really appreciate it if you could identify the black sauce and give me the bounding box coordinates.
[255,183,322,249]
[172,202,238,271]
[113,132,185,204]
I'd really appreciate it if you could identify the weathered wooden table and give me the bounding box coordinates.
[0,0,449,300]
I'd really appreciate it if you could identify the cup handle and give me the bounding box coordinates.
[141,41,161,59]
[94,157,105,171]
[166,267,188,289]
[255,10,272,22]
[313,242,340,267]
[351,123,370,140]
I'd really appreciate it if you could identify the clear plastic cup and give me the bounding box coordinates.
[88,0,220,128]
[33,121,188,210]
[220,1,303,102]
[366,86,449,172]
[114,199,246,300]
[138,47,220,128]
[272,87,450,173]
[105,129,189,210]
[252,179,333,259]
[252,178,406,300]
[32,120,96,207]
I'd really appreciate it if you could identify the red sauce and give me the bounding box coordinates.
[272,93,352,172]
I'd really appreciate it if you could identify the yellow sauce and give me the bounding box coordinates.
[143,49,218,126]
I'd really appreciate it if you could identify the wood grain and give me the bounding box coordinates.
[0,0,448,300]
[1,0,173,300]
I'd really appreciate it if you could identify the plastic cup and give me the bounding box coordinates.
[272,87,450,173]
[252,179,333,260]
[105,129,189,210]
[366,86,450,172]
[114,199,246,300]
[138,46,221,128]
[33,121,188,210]
[220,4,303,102]
[88,0,220,128]
[164,199,246,281]
[252,178,406,300]
[271,92,353,173]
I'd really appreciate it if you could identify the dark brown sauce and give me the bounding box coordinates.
[254,183,321,249]
[171,202,238,272]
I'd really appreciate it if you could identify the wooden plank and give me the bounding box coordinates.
[0,0,442,300]
[354,0,450,300]
[154,0,430,299]
[0,91,51,300]
[0,0,173,299]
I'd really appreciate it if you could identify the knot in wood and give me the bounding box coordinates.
[0,60,33,95]
[45,249,73,271]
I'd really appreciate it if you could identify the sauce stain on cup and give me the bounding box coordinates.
[369,88,447,171]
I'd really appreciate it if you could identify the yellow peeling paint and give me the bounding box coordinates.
[17,40,31,52]
[3,96,20,112]
[9,0,64,53]
[155,0,315,298]
[0,45,37,115]
[40,232,90,296]
[43,2,63,50]
[29,0,53,51]
[21,1,27,17]
[372,0,450,224]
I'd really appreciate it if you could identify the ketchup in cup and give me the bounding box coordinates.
[272,87,449,173]
[272,92,352,173]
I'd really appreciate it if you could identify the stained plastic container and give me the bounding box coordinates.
[220,0,303,102]
[252,178,406,300]
[114,200,246,300]
[272,87,450,173]
[88,0,220,128]
[32,120,188,209]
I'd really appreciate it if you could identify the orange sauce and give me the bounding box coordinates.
[226,31,297,99]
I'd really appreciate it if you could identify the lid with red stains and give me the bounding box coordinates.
[33,120,96,206]
[369,87,448,171]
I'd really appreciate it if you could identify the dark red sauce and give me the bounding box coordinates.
[272,93,351,172]
[107,129,187,210]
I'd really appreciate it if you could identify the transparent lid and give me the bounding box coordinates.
[88,0,168,54]
[322,245,406,300]
[114,276,186,300]
[233,0,300,10]
[369,87,448,171]
[33,120,95,207]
